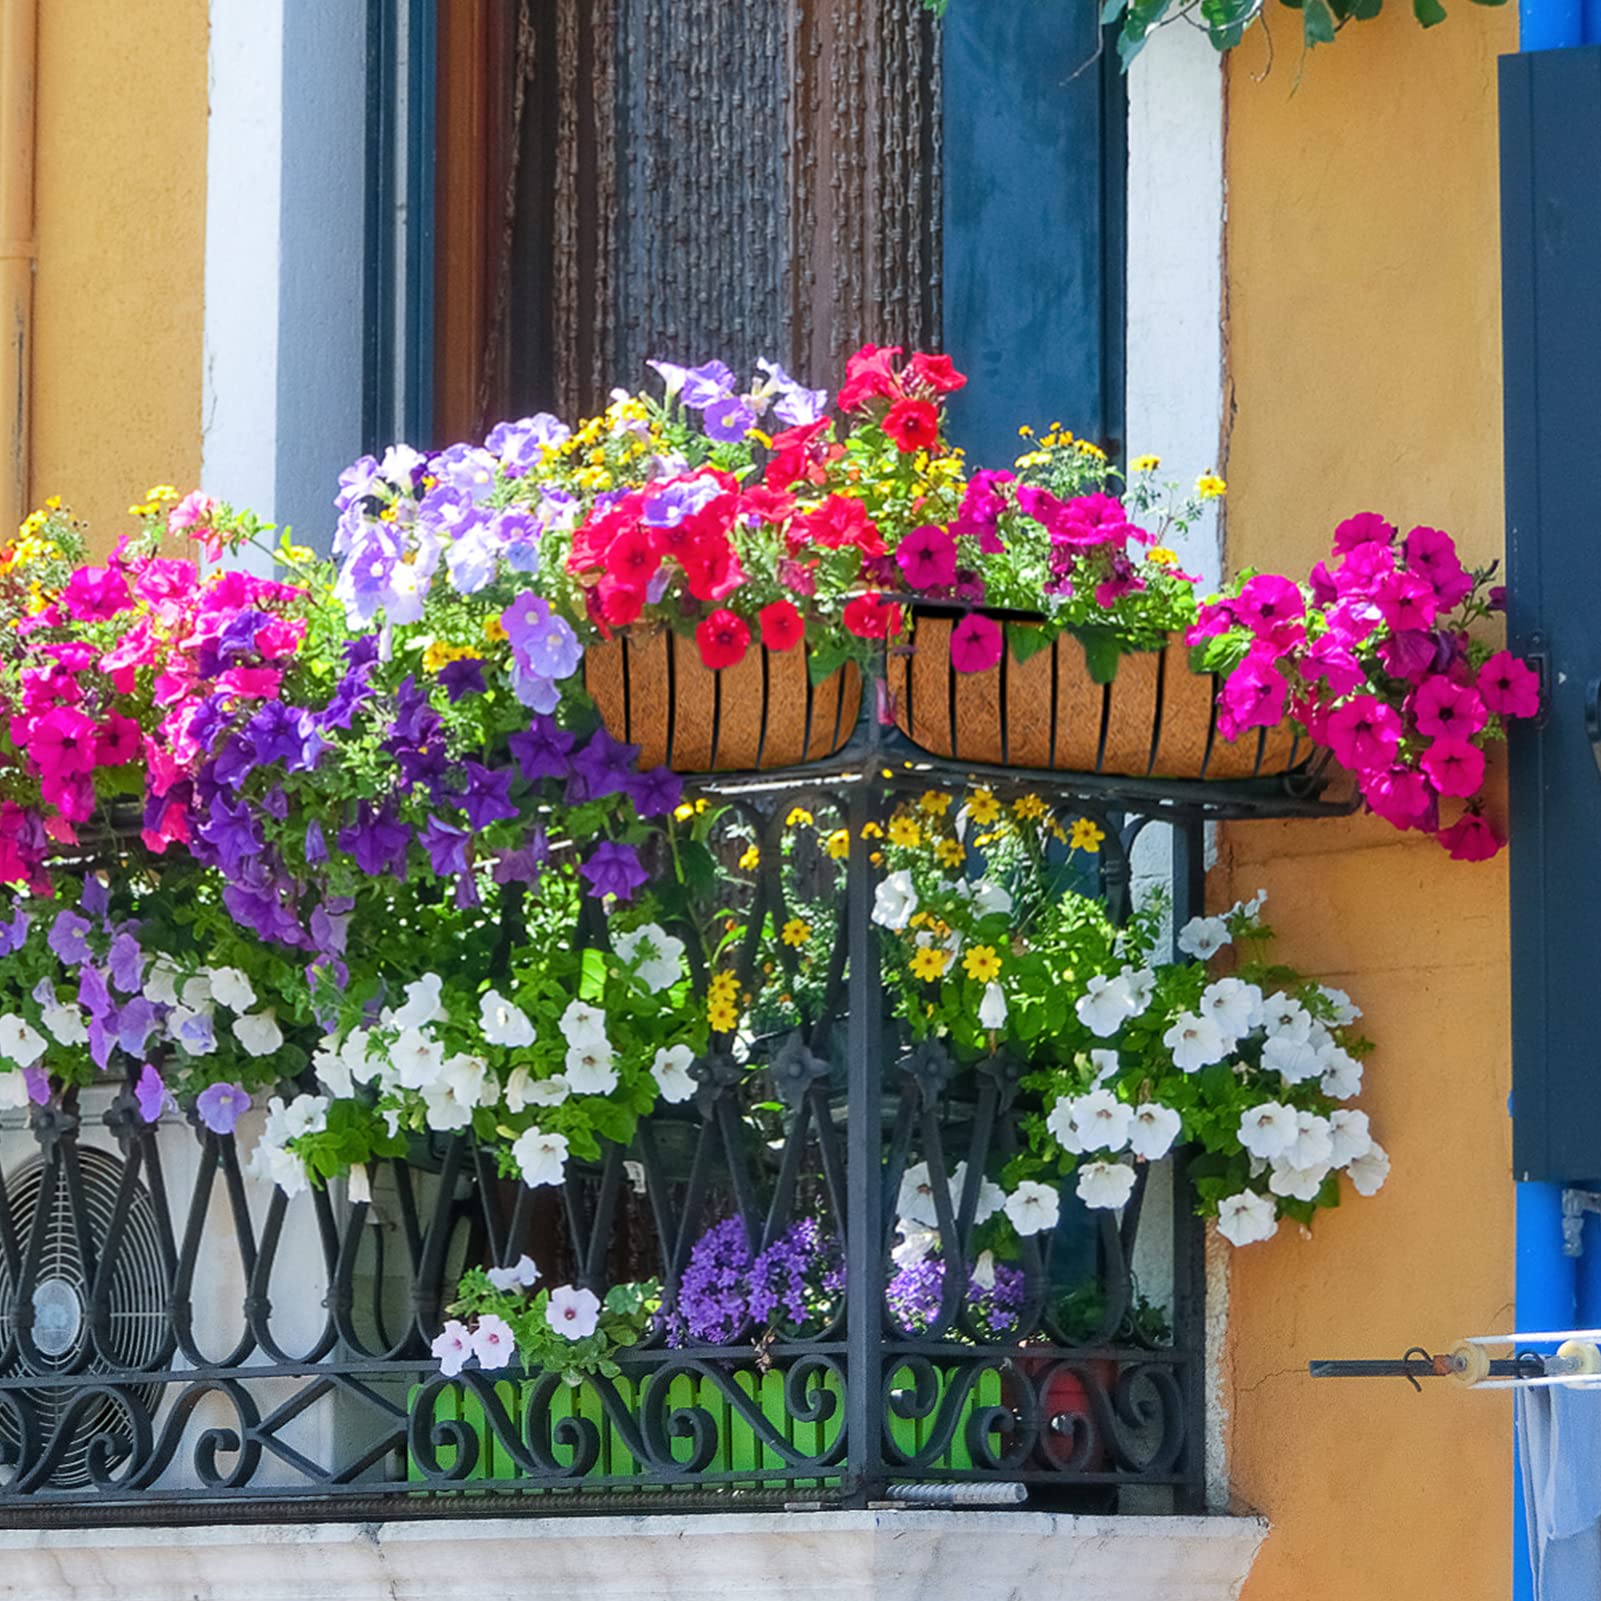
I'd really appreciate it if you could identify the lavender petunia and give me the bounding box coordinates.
[80,877,109,920]
[304,819,328,866]
[77,964,112,1020]
[48,910,92,968]
[173,1007,217,1056]
[0,908,31,957]
[108,932,145,994]
[501,593,584,680]
[134,1063,168,1124]
[195,1081,251,1136]
[117,998,160,1058]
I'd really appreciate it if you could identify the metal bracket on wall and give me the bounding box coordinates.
[1560,1187,1601,1255]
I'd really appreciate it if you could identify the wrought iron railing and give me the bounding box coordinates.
[0,737,1347,1526]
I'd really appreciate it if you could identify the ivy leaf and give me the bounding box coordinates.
[1006,621,1054,665]
[1303,0,1338,41]
[1413,0,1448,19]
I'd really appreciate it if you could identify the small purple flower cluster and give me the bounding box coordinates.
[885,1256,1028,1341]
[670,1215,844,1346]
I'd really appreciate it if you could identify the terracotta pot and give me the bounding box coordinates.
[585,629,863,774]
[886,612,1303,780]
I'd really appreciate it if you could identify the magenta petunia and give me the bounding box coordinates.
[1360,765,1435,832]
[1232,574,1305,640]
[1325,695,1402,773]
[1217,648,1289,740]
[1438,810,1503,862]
[1332,512,1397,555]
[948,613,1004,675]
[1411,676,1487,741]
[1420,735,1486,799]
[1373,570,1438,635]
[1478,650,1540,720]
[895,524,959,591]
[1401,525,1473,609]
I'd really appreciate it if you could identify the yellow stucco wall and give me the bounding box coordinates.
[28,0,208,545]
[1222,10,1517,1600]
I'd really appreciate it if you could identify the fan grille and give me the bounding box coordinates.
[0,1145,169,1488]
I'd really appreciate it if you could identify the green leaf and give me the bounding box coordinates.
[1076,631,1127,686]
[1006,621,1054,666]
[806,635,850,685]
[1303,0,1338,40]
[1413,0,1447,20]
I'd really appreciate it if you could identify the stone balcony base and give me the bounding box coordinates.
[0,1508,1267,1601]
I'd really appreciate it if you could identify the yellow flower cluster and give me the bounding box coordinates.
[909,946,949,982]
[780,917,810,948]
[707,969,741,1034]
[422,640,483,674]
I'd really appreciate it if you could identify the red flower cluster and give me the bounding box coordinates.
[836,345,966,455]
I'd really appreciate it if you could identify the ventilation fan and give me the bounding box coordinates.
[0,1144,170,1488]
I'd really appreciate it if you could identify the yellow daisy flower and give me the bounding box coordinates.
[1069,818,1106,854]
[825,828,850,860]
[919,789,952,816]
[861,821,884,839]
[935,838,966,869]
[888,816,922,848]
[781,918,811,948]
[1147,547,1179,567]
[1131,454,1161,473]
[786,806,814,829]
[963,946,1003,983]
[1196,473,1227,499]
[910,947,950,983]
[967,788,1002,825]
[1013,794,1047,821]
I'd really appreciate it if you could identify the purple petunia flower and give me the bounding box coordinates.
[579,840,648,902]
[23,1067,48,1106]
[508,716,575,783]
[0,908,30,958]
[629,765,683,820]
[420,816,472,876]
[195,1081,251,1136]
[492,829,548,886]
[199,794,264,877]
[77,964,111,1020]
[304,819,328,866]
[81,877,109,919]
[338,804,412,878]
[173,1007,216,1056]
[48,910,92,967]
[438,658,487,703]
[567,727,640,804]
[457,762,519,830]
[116,998,160,1058]
[108,932,144,995]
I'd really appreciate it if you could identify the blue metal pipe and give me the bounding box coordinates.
[1520,0,1583,49]
[1514,1181,1579,1601]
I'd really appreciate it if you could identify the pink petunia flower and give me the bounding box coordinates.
[949,613,1004,675]
[1402,525,1473,609]
[1438,810,1503,861]
[1360,765,1435,832]
[1333,512,1397,555]
[1325,695,1402,773]
[1218,648,1289,740]
[1373,570,1438,634]
[895,524,959,590]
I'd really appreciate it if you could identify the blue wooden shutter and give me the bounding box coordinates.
[1501,47,1601,1183]
[940,11,1126,465]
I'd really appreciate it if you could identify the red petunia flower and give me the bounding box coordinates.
[882,399,940,455]
[696,609,751,671]
[758,600,805,653]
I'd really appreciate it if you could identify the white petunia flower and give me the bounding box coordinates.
[559,999,608,1048]
[512,1127,570,1188]
[281,1093,329,1139]
[232,1010,284,1058]
[1201,977,1263,1041]
[1238,1101,1300,1161]
[391,1027,446,1089]
[564,1038,618,1095]
[347,1164,372,1206]
[1164,1012,1228,1073]
[1046,1096,1084,1155]
[650,1044,697,1103]
[614,923,686,993]
[970,880,1013,917]
[1004,1180,1060,1236]
[978,983,1008,1030]
[872,870,919,931]
[892,1223,939,1269]
[1319,985,1362,1026]
[0,1015,45,1069]
[1071,1088,1132,1154]
[479,989,536,1049]
[1318,1047,1363,1101]
[313,1035,354,1099]
[1239,888,1268,919]
[523,1072,572,1108]
[0,1071,29,1110]
[1119,966,1157,1016]
[1327,1109,1373,1168]
[1177,915,1230,960]
[1076,973,1137,1038]
[1089,1048,1121,1086]
[1269,1161,1331,1202]
[487,1255,541,1292]
[1128,1102,1183,1162]
[143,957,181,1007]
[248,1140,309,1198]
[390,973,444,1032]
[546,1284,601,1340]
[180,973,213,1010]
[1261,1034,1323,1085]
[41,1003,87,1047]
[342,1027,381,1084]
[1282,1111,1333,1171]
[1260,993,1312,1043]
[947,1162,1006,1225]
[206,966,257,1013]
[1077,1160,1138,1210]
[470,1313,516,1370]
[1216,1189,1278,1247]
[1347,1142,1391,1197]
[896,1161,943,1229]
